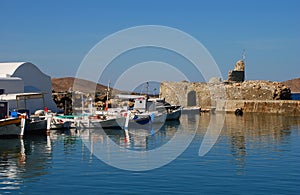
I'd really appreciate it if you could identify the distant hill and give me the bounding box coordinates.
[52,77,122,94]
[52,77,300,94]
[283,78,300,93]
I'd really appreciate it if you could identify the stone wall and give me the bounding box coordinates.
[159,80,292,110]
[225,100,300,116]
[225,81,291,100]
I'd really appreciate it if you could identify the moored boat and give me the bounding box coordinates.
[0,117,23,137]
[50,115,74,129]
[75,115,126,129]
[1,93,54,134]
[0,101,26,137]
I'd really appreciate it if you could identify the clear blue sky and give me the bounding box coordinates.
[1,0,299,85]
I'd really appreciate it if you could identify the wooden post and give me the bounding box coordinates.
[20,113,26,137]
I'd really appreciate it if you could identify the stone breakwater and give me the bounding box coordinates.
[160,80,300,115]
[225,100,300,116]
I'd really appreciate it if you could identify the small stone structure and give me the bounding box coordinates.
[228,60,245,82]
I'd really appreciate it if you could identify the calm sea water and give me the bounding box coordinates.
[1,112,300,194]
[292,93,300,100]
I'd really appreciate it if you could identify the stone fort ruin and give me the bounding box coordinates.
[159,60,294,113]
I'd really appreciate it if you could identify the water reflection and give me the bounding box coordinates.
[79,113,199,152]
[79,112,300,162]
[2,112,300,192]
[0,135,52,191]
[198,112,300,174]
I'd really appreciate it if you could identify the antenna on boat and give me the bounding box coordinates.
[146,82,149,98]
[146,82,149,112]
[106,80,110,110]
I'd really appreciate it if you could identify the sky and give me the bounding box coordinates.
[0,0,299,90]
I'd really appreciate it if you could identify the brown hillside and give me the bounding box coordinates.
[52,77,119,94]
[283,78,300,92]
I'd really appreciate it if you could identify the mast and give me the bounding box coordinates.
[146,82,149,111]
[146,82,149,99]
[106,81,110,110]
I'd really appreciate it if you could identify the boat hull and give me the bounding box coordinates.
[166,109,181,120]
[0,118,22,137]
[76,117,126,129]
[25,119,48,134]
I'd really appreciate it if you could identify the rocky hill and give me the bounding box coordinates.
[52,77,128,94]
[283,78,300,92]
[52,77,119,94]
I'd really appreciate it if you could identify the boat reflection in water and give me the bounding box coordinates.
[1,110,299,193]
[79,112,198,151]
[79,111,201,171]
[79,111,300,172]
[0,135,52,191]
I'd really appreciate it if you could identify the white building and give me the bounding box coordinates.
[0,62,57,113]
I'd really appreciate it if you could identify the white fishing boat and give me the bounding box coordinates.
[102,95,168,129]
[73,83,169,130]
[75,114,126,129]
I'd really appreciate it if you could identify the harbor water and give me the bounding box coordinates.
[1,112,300,194]
[292,93,300,100]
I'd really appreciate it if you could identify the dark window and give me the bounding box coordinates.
[0,89,4,95]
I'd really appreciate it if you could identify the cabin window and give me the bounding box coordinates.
[0,89,4,95]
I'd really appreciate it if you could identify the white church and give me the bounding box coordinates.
[0,62,57,114]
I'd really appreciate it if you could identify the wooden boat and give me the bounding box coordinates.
[166,107,182,120]
[0,101,26,137]
[75,115,126,129]
[0,117,23,137]
[147,98,182,121]
[50,115,74,129]
[3,93,51,134]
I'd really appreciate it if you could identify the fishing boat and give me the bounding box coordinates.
[166,107,182,120]
[0,101,26,137]
[0,117,23,137]
[0,93,53,134]
[75,114,126,129]
[113,95,168,124]
[147,98,182,120]
[50,115,74,129]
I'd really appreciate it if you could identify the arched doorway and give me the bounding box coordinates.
[187,91,196,107]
